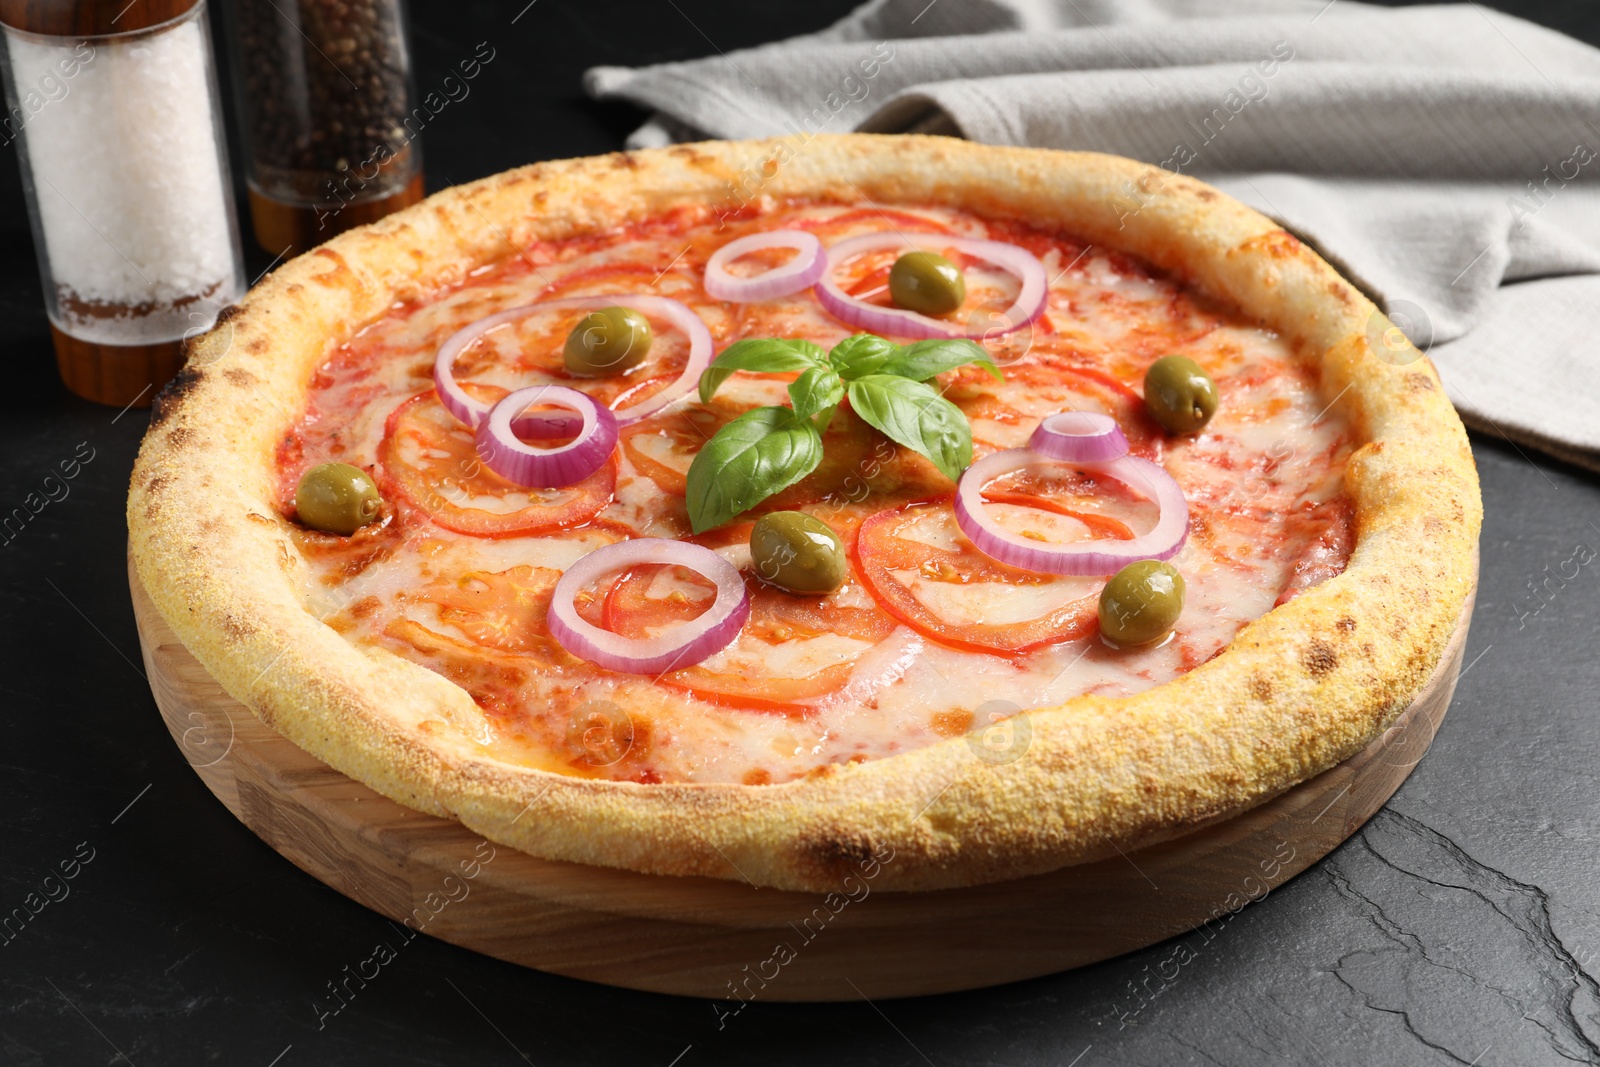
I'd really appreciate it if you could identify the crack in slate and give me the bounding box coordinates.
[1325,809,1600,1065]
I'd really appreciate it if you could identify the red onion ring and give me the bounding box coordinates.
[955,450,1188,576]
[703,229,825,302]
[549,539,751,674]
[433,294,713,430]
[1028,411,1129,464]
[475,385,618,488]
[815,233,1048,340]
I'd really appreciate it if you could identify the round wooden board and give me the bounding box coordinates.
[130,556,1473,1001]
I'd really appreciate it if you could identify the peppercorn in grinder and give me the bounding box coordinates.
[222,0,424,257]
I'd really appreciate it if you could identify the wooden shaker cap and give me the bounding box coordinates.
[0,0,201,37]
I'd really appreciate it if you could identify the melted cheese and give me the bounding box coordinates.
[280,203,1353,785]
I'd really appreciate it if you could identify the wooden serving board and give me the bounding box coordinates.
[131,558,1473,1001]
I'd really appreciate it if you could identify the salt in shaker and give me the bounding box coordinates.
[0,0,246,407]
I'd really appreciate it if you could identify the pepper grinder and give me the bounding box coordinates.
[0,0,246,408]
[223,0,423,257]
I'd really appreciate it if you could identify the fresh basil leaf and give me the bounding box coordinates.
[846,375,972,483]
[698,338,828,403]
[828,333,901,379]
[876,338,1002,382]
[788,365,845,422]
[685,406,823,533]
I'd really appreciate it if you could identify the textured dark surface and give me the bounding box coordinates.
[2,1,1598,1064]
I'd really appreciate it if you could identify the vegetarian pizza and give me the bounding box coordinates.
[129,135,1479,892]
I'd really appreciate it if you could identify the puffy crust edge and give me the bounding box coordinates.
[127,134,1481,892]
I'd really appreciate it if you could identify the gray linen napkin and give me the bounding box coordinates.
[587,0,1600,471]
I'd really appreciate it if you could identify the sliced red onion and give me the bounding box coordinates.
[815,233,1048,340]
[955,450,1188,576]
[1028,411,1129,464]
[549,539,751,674]
[434,294,713,430]
[475,385,618,488]
[607,296,714,425]
[703,229,825,302]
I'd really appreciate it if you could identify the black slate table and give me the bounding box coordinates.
[4,2,1599,1064]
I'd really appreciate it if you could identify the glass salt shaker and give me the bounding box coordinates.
[0,0,246,408]
[223,0,423,256]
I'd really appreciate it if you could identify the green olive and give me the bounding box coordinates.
[295,462,382,536]
[1143,355,1218,434]
[750,511,847,596]
[563,306,652,377]
[889,251,966,317]
[1099,560,1185,647]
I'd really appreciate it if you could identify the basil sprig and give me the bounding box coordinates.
[686,334,1001,532]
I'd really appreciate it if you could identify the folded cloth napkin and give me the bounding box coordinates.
[587,0,1600,472]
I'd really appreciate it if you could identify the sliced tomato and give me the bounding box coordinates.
[956,357,1163,459]
[797,207,956,238]
[378,390,616,538]
[620,403,897,512]
[539,262,666,295]
[846,263,893,300]
[384,617,537,718]
[600,556,897,711]
[978,491,1135,541]
[1274,497,1355,607]
[384,612,657,780]
[853,499,1111,655]
[410,565,573,660]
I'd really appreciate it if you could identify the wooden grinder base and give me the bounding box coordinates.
[52,325,182,409]
[130,560,1473,1001]
[248,175,425,259]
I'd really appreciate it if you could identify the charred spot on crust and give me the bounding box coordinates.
[245,337,270,355]
[313,249,366,296]
[166,426,195,448]
[1336,616,1357,633]
[1249,675,1273,701]
[225,366,258,387]
[221,613,255,639]
[150,365,206,428]
[1302,639,1339,677]
[213,303,245,327]
[806,833,878,879]
[610,152,640,170]
[1233,230,1303,261]
[1196,188,1218,202]
[1408,373,1436,392]
[668,145,713,167]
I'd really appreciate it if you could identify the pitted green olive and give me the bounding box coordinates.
[564,306,652,377]
[1143,355,1218,434]
[889,251,966,317]
[1099,560,1185,647]
[296,462,381,536]
[750,511,847,595]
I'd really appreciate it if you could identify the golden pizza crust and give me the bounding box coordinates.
[127,135,1480,892]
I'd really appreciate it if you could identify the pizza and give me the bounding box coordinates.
[128,135,1480,892]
